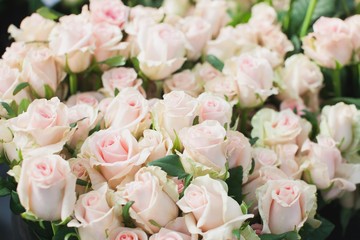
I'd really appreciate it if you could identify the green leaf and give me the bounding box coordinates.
[288,0,309,36]
[192,116,199,125]
[131,57,149,90]
[227,11,251,27]
[260,231,300,240]
[122,201,136,228]
[10,190,26,214]
[299,216,334,240]
[147,154,188,178]
[53,225,78,240]
[1,101,16,118]
[18,98,30,115]
[249,159,255,175]
[340,208,353,232]
[149,219,162,228]
[249,137,259,146]
[301,110,319,140]
[76,179,91,187]
[172,131,182,153]
[114,88,120,97]
[44,84,55,100]
[206,55,224,72]
[226,166,243,204]
[100,56,126,67]
[0,177,11,197]
[311,0,336,22]
[36,7,63,20]
[12,82,29,96]
[233,228,241,240]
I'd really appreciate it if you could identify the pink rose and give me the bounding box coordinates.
[104,88,150,137]
[69,185,119,240]
[49,13,94,73]
[249,3,278,28]
[122,168,179,233]
[179,16,211,60]
[150,228,191,240]
[152,91,198,140]
[198,93,232,126]
[223,55,277,108]
[109,227,148,240]
[21,47,66,98]
[92,23,128,62]
[68,158,90,194]
[177,175,253,239]
[8,13,56,42]
[302,17,353,68]
[90,0,129,28]
[0,61,29,103]
[164,70,203,97]
[204,76,238,104]
[80,128,150,189]
[280,98,307,116]
[246,46,283,68]
[10,98,74,157]
[2,42,31,69]
[66,91,104,108]
[179,120,227,173]
[17,154,76,221]
[346,15,360,59]
[256,179,317,234]
[193,62,222,83]
[137,23,186,80]
[139,129,173,162]
[101,67,143,97]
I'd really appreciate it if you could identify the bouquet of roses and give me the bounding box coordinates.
[1,0,360,239]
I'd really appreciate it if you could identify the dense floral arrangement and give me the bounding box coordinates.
[1,0,360,239]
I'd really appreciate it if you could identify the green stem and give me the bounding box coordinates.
[69,73,78,95]
[155,80,164,99]
[51,222,58,235]
[283,0,295,32]
[357,63,360,97]
[332,67,342,98]
[300,0,317,38]
[341,0,350,16]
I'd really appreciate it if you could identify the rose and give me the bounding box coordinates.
[204,76,238,104]
[0,61,29,103]
[109,227,148,240]
[67,103,100,150]
[280,98,307,116]
[137,23,186,80]
[80,128,150,189]
[302,17,353,68]
[179,16,211,60]
[164,70,203,97]
[66,91,104,108]
[2,42,31,69]
[9,97,74,157]
[69,185,119,240]
[275,144,300,179]
[122,167,179,233]
[249,3,278,28]
[90,0,129,28]
[49,13,94,73]
[198,93,232,126]
[179,120,227,175]
[150,228,191,240]
[139,129,173,162]
[251,108,311,148]
[92,23,128,62]
[68,158,90,194]
[205,25,258,61]
[163,0,191,16]
[278,54,323,100]
[8,13,56,42]
[177,175,253,239]
[225,130,252,181]
[193,62,222,83]
[104,88,150,137]
[101,67,143,97]
[223,55,277,108]
[346,15,360,59]
[21,47,66,98]
[194,0,230,38]
[319,102,360,154]
[152,91,198,140]
[256,179,317,234]
[246,46,283,68]
[17,154,76,221]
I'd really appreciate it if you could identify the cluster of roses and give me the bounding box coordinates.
[1,0,360,239]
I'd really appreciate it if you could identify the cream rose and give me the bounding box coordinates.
[139,129,173,162]
[69,185,119,240]
[251,108,311,148]
[204,76,238,104]
[80,128,150,189]
[101,67,142,97]
[10,97,74,157]
[179,16,211,60]
[109,227,148,240]
[49,13,94,73]
[121,167,179,234]
[179,120,227,176]
[177,175,253,240]
[163,0,191,16]
[90,0,129,28]
[152,91,198,140]
[346,15,360,59]
[193,62,222,83]
[198,93,232,127]
[256,179,317,234]
[21,47,66,98]
[137,23,186,80]
[8,13,56,42]
[17,154,76,221]
[66,91,104,108]
[150,228,191,240]
[104,88,150,137]
[319,102,360,155]
[2,42,31,69]
[164,70,203,97]
[223,55,277,108]
[302,17,353,68]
